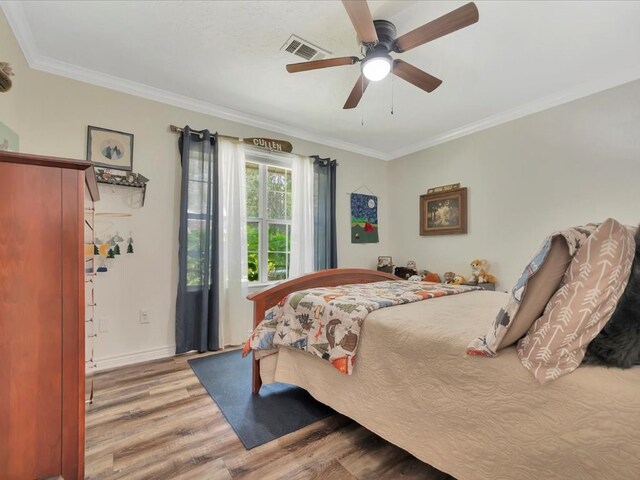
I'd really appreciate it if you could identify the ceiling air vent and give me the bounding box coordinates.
[281,35,331,61]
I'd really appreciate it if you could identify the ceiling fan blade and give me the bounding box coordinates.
[343,75,370,109]
[393,60,442,93]
[286,56,359,73]
[342,0,378,44]
[394,2,479,53]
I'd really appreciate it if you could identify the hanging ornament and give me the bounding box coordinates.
[97,257,108,273]
[127,234,134,254]
[99,243,109,257]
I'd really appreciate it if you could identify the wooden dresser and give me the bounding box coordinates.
[0,151,99,480]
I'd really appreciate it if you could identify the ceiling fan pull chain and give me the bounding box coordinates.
[391,65,394,115]
[361,75,365,127]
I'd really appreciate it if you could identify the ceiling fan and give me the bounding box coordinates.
[286,1,479,109]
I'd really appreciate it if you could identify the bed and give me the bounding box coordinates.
[246,268,640,480]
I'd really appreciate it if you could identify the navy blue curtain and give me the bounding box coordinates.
[175,127,220,353]
[312,156,338,270]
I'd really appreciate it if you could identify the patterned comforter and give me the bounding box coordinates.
[243,280,478,374]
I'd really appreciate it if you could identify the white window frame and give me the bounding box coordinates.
[246,149,293,285]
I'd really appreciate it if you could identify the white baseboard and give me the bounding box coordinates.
[87,345,176,373]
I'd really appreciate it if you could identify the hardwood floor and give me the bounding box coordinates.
[86,351,454,480]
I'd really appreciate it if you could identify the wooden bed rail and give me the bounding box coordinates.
[246,268,398,394]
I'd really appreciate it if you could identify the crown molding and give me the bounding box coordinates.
[1,2,391,161]
[3,1,639,163]
[1,1,38,63]
[387,66,640,160]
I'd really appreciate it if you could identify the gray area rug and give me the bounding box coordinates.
[188,349,335,449]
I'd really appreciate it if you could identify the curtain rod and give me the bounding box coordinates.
[169,125,337,164]
[169,124,239,142]
[169,124,302,157]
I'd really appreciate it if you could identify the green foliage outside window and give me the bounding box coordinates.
[187,227,205,287]
[246,162,291,283]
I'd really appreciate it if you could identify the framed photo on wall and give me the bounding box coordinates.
[420,187,467,236]
[87,125,134,171]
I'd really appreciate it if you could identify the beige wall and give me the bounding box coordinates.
[0,12,390,368]
[387,79,640,291]
[4,8,640,367]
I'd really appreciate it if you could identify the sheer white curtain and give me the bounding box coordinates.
[218,139,252,346]
[289,155,315,277]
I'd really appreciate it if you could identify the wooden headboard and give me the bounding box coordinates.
[246,268,398,393]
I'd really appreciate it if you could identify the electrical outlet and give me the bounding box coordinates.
[99,317,109,333]
[139,309,150,324]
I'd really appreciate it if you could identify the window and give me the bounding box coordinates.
[185,148,214,287]
[246,159,292,283]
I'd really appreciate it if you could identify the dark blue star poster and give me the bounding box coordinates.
[350,193,379,243]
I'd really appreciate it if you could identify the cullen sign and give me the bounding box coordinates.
[243,137,293,153]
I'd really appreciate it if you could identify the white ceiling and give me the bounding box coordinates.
[3,0,640,160]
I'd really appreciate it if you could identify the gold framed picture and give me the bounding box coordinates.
[420,187,467,236]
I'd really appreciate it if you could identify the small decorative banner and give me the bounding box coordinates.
[351,193,379,244]
[427,183,460,194]
[242,137,293,153]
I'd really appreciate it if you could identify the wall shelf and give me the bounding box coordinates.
[96,179,148,206]
[95,170,149,206]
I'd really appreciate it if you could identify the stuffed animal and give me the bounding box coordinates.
[443,271,466,285]
[408,274,424,281]
[452,274,467,285]
[443,272,456,284]
[394,266,417,279]
[418,270,441,283]
[407,260,417,270]
[468,259,497,284]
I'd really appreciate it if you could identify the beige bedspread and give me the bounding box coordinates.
[260,291,640,480]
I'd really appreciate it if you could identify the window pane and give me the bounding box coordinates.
[247,221,260,282]
[188,180,207,215]
[187,218,206,286]
[268,252,289,281]
[268,166,287,192]
[245,162,292,283]
[268,191,286,220]
[188,155,208,182]
[285,192,292,221]
[268,223,289,252]
[245,162,259,218]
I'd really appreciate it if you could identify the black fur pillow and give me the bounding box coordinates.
[583,225,640,368]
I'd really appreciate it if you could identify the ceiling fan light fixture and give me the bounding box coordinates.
[362,53,392,81]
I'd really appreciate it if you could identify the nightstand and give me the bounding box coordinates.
[462,282,496,291]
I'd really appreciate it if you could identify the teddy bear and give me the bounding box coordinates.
[468,259,497,284]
